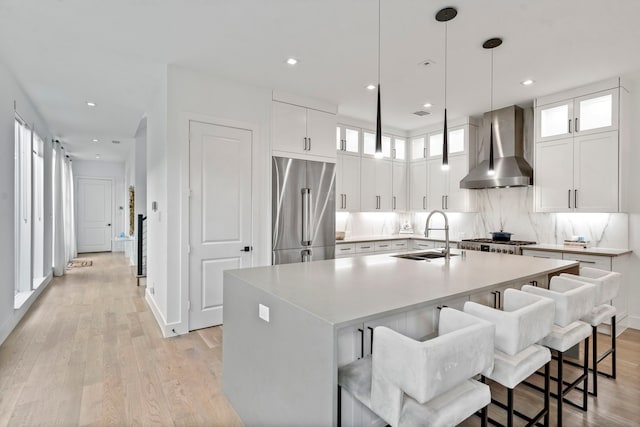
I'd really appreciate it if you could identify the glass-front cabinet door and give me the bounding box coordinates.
[536,99,573,142]
[336,125,360,153]
[574,89,618,137]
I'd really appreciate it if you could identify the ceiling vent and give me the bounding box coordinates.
[111,140,121,144]
[413,110,430,116]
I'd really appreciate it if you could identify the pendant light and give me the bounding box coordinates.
[436,7,457,170]
[483,37,502,176]
[374,0,383,159]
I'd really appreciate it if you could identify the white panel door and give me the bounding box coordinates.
[360,157,377,211]
[189,121,252,330]
[272,101,307,154]
[77,177,112,253]
[426,159,446,211]
[392,162,407,211]
[306,108,337,159]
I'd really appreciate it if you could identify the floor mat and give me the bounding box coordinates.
[66,259,93,268]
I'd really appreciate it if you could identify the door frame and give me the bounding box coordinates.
[75,175,114,253]
[179,112,265,333]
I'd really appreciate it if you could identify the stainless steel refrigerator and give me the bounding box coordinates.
[272,156,336,265]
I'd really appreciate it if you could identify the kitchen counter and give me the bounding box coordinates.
[524,244,631,257]
[222,251,578,426]
[336,234,456,244]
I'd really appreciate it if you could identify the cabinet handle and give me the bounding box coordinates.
[579,260,597,265]
[568,189,571,209]
[496,291,502,309]
[574,189,578,209]
[423,196,426,210]
[393,196,396,210]
[303,137,308,150]
[378,244,388,248]
[445,195,449,210]
[491,291,498,308]
[392,148,396,159]
[575,117,579,132]
[368,326,374,354]
[568,119,572,134]
[339,248,351,252]
[423,147,427,158]
[361,246,371,249]
[308,137,311,151]
[358,328,364,358]
[441,195,444,210]
[344,194,347,209]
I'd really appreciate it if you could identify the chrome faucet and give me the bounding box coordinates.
[424,210,450,259]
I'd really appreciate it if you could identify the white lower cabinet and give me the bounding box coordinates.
[410,240,434,251]
[336,243,356,258]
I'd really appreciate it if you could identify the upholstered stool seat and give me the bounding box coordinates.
[464,289,555,427]
[337,308,495,427]
[561,267,621,396]
[523,277,596,427]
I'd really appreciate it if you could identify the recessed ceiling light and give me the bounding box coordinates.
[286,57,298,66]
[366,84,376,90]
[86,101,96,107]
[95,154,101,159]
[423,103,433,108]
[92,139,99,143]
[521,79,535,86]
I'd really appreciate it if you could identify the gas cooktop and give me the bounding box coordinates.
[461,238,537,246]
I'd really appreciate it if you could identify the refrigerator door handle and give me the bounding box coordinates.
[301,188,312,246]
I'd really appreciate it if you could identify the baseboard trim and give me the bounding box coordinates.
[144,291,183,338]
[627,315,640,331]
[0,270,54,346]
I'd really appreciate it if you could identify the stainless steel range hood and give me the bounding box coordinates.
[460,105,533,189]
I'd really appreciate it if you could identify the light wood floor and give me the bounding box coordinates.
[0,252,638,426]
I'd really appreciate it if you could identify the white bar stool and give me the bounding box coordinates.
[561,267,620,396]
[522,277,595,427]
[464,289,555,427]
[337,308,495,427]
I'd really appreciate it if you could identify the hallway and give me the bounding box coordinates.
[0,252,242,426]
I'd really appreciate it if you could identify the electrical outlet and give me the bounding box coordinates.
[258,304,270,322]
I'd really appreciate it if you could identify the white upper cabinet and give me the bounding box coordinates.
[336,153,361,212]
[272,100,337,160]
[409,161,427,211]
[536,88,618,143]
[360,158,393,211]
[392,137,406,161]
[392,162,407,212]
[421,124,477,213]
[534,79,628,213]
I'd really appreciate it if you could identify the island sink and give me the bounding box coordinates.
[392,251,460,260]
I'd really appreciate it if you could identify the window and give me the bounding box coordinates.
[14,118,32,297]
[32,132,45,286]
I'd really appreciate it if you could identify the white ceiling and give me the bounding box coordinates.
[2,0,640,161]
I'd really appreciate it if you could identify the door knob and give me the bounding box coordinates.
[107,223,111,226]
[240,246,253,252]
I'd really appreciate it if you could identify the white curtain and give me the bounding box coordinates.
[52,142,76,276]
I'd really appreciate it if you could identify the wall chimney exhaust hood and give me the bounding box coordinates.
[460,105,533,189]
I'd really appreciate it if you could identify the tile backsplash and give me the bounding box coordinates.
[338,187,629,248]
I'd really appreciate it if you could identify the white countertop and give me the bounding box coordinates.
[336,234,455,244]
[226,250,577,327]
[523,244,631,257]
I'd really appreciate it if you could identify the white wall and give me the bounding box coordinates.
[626,75,640,329]
[142,65,272,336]
[73,160,127,242]
[134,117,147,220]
[0,62,55,345]
[145,68,169,333]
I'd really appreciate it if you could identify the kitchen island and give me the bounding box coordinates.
[222,250,578,426]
